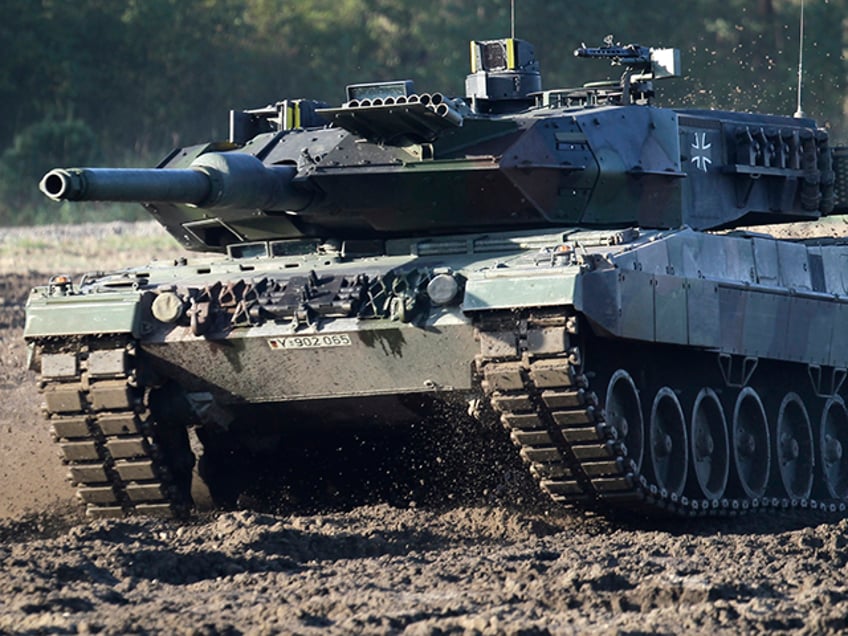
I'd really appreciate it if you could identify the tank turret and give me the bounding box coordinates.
[40,38,848,252]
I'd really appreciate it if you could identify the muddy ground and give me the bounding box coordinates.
[3,221,848,634]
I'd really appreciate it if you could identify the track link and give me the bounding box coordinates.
[476,310,848,518]
[39,337,189,519]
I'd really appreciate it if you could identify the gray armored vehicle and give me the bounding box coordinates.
[27,38,848,518]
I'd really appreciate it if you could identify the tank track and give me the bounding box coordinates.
[39,337,190,519]
[476,309,848,518]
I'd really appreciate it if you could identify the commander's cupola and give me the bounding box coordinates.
[465,38,541,113]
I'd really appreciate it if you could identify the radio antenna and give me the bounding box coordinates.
[794,0,805,118]
[510,0,515,39]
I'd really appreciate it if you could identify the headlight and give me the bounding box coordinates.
[151,291,184,323]
[426,272,460,305]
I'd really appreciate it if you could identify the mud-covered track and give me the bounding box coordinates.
[477,309,848,518]
[39,337,189,518]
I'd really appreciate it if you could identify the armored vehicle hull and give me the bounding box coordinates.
[25,224,848,517]
[25,37,848,519]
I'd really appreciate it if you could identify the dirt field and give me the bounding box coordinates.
[3,221,848,634]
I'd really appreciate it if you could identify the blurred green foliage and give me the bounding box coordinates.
[1,119,97,223]
[1,0,845,225]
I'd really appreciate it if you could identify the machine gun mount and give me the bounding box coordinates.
[574,37,681,105]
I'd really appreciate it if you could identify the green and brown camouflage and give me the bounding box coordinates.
[25,38,848,520]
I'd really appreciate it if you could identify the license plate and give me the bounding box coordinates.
[268,333,353,350]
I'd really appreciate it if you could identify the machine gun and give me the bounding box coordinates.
[574,43,653,69]
[574,39,680,104]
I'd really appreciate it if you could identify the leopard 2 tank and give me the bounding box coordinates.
[27,37,848,519]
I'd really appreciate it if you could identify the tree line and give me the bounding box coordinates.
[1,0,845,224]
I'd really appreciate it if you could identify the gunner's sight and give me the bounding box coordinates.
[466,38,541,112]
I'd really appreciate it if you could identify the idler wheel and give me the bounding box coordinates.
[775,392,814,500]
[819,397,848,500]
[731,387,770,499]
[604,369,644,472]
[648,387,688,497]
[690,388,730,500]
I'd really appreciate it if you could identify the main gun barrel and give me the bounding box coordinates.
[41,168,211,204]
[39,152,312,212]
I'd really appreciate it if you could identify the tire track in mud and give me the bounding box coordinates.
[2,504,848,634]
